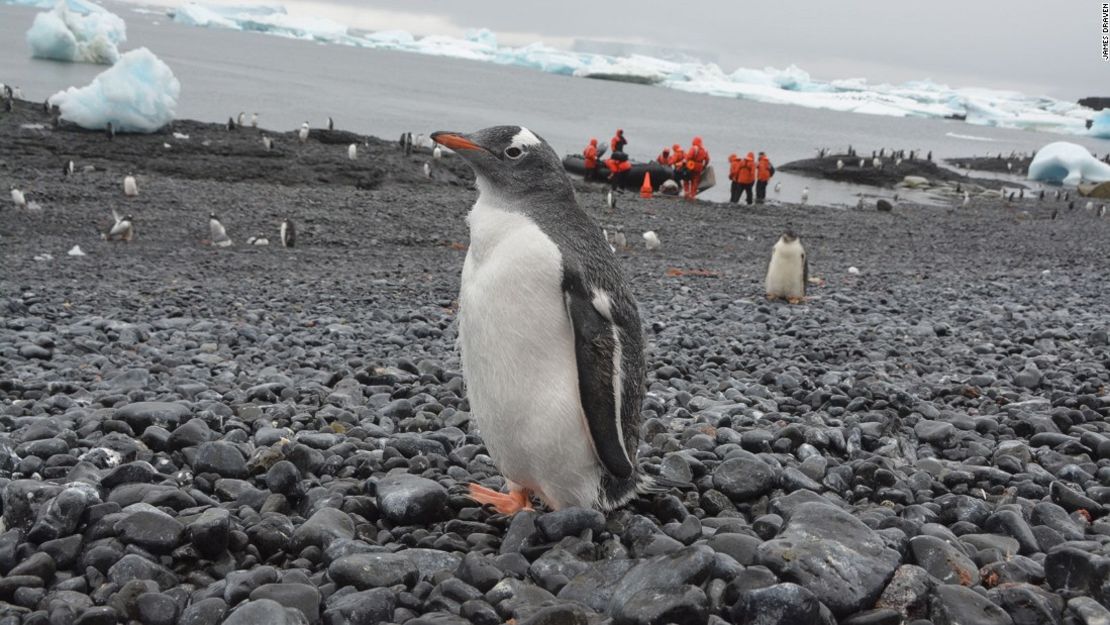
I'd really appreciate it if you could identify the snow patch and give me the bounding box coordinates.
[1027,141,1110,186]
[50,47,180,133]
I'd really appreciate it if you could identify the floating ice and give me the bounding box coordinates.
[50,47,181,132]
[1090,110,1110,139]
[25,0,126,64]
[149,2,1097,136]
[1027,141,1110,186]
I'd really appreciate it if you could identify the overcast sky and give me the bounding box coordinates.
[164,0,1104,100]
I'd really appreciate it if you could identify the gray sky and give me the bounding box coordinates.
[167,0,1104,100]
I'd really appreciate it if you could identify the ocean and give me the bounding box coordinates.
[2,1,1108,205]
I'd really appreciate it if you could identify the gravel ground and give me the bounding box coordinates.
[3,102,1110,625]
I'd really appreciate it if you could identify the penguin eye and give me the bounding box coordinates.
[504,146,524,159]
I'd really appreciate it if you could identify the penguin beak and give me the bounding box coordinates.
[431,131,482,153]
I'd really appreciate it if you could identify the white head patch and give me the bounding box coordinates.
[511,127,542,149]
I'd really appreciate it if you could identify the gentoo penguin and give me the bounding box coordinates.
[1053,190,1060,200]
[879,148,885,158]
[423,162,432,178]
[765,229,807,304]
[1100,205,1107,218]
[2,84,11,99]
[106,210,134,241]
[642,230,660,250]
[327,116,334,131]
[123,173,138,197]
[613,228,627,250]
[1086,201,1095,211]
[1064,191,1070,202]
[773,181,781,193]
[1006,162,1013,172]
[280,218,295,248]
[895,158,902,167]
[872,157,881,169]
[262,135,273,151]
[348,143,357,160]
[209,213,232,247]
[247,234,269,246]
[606,189,617,210]
[250,112,258,128]
[227,117,236,131]
[801,186,809,204]
[858,158,865,168]
[856,193,865,210]
[430,126,652,513]
[433,145,443,160]
[1038,189,1044,201]
[926,150,932,161]
[10,185,26,207]
[298,122,309,143]
[962,191,970,207]
[106,122,114,141]
[1068,200,1075,210]
[237,112,245,126]
[836,159,844,170]
[63,160,75,176]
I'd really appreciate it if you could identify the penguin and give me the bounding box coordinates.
[801,186,809,204]
[2,85,11,99]
[430,126,652,513]
[12,86,22,99]
[423,162,432,178]
[856,194,865,210]
[280,218,295,248]
[642,230,661,250]
[123,173,138,197]
[1068,200,1075,210]
[606,189,616,210]
[1064,191,1070,202]
[955,183,962,195]
[209,213,232,247]
[250,112,258,128]
[63,160,75,177]
[1086,201,1095,211]
[42,98,49,114]
[10,185,26,207]
[613,228,626,250]
[1053,190,1060,200]
[836,159,844,171]
[237,112,245,126]
[247,234,269,246]
[858,158,865,168]
[926,151,932,162]
[327,116,334,131]
[1038,189,1044,201]
[227,117,236,131]
[3,98,11,113]
[1019,188,1024,199]
[962,191,970,207]
[1006,162,1013,172]
[872,157,881,168]
[1100,205,1107,218]
[298,122,309,143]
[1051,209,1058,220]
[847,144,854,157]
[773,181,781,194]
[262,135,273,151]
[348,143,357,160]
[765,229,807,304]
[106,210,133,241]
[433,145,443,160]
[106,122,114,141]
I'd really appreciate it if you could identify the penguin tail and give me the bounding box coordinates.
[598,469,686,512]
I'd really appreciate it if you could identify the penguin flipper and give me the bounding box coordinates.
[803,253,809,296]
[564,276,635,481]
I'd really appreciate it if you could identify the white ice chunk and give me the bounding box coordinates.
[26,0,126,64]
[1090,110,1110,139]
[1027,141,1110,186]
[67,244,86,256]
[50,47,181,133]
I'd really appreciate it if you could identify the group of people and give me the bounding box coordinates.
[582,130,711,200]
[726,151,774,205]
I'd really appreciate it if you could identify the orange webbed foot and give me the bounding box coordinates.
[468,483,534,515]
[786,296,805,305]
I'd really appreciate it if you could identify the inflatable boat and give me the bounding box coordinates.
[563,154,716,193]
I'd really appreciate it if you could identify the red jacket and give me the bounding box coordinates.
[670,147,686,168]
[757,155,774,181]
[584,144,598,169]
[737,153,756,184]
[605,158,632,175]
[686,144,709,173]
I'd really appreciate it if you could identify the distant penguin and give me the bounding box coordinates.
[774,181,781,193]
[3,98,11,112]
[423,162,432,178]
[926,150,932,161]
[123,174,138,197]
[247,234,269,246]
[1068,200,1075,210]
[433,145,443,160]
[106,122,114,141]
[879,148,885,158]
[955,183,962,194]
[298,122,309,143]
[262,135,273,151]
[643,230,661,250]
[42,98,49,113]
[2,84,11,99]
[607,189,616,210]
[1053,190,1060,200]
[895,158,903,167]
[856,194,865,210]
[962,191,970,207]
[227,117,236,131]
[847,144,854,157]
[872,157,881,168]
[348,143,358,160]
[1018,189,1024,199]
[1038,189,1044,201]
[1051,209,1058,220]
[613,228,626,249]
[327,116,334,131]
[13,86,22,99]
[1006,162,1013,172]
[836,159,844,170]
[209,213,232,247]
[250,112,258,128]
[10,185,26,207]
[63,160,75,176]
[1100,205,1107,218]
[858,158,865,168]
[106,210,134,241]
[1007,192,1015,202]
[1064,191,1070,202]
[801,186,809,204]
[237,112,246,126]
[1086,201,1094,211]
[765,230,807,304]
[280,218,295,248]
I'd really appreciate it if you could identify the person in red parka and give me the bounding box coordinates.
[605,154,632,190]
[657,147,671,165]
[610,129,627,154]
[736,151,756,205]
[755,151,775,203]
[727,154,741,203]
[669,143,686,186]
[583,138,599,181]
[684,137,709,200]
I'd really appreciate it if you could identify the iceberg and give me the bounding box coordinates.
[1027,141,1110,186]
[25,0,126,64]
[50,47,181,132]
[1090,110,1110,139]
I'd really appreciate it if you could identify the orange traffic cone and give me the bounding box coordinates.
[640,172,653,198]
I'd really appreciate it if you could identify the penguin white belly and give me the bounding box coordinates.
[765,240,805,298]
[460,201,601,510]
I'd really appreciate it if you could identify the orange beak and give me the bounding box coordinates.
[431,131,481,151]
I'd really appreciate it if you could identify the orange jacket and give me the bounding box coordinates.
[757,155,774,181]
[728,154,740,181]
[670,146,685,168]
[584,142,598,169]
[687,143,709,173]
[605,158,632,175]
[737,153,756,184]
[657,149,671,165]
[610,131,626,154]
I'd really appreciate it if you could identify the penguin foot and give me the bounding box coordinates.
[786,296,805,305]
[468,483,533,514]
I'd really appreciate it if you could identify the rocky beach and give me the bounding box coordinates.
[3,100,1110,625]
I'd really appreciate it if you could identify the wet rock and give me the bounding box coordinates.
[930,584,1013,625]
[328,552,419,589]
[375,474,448,525]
